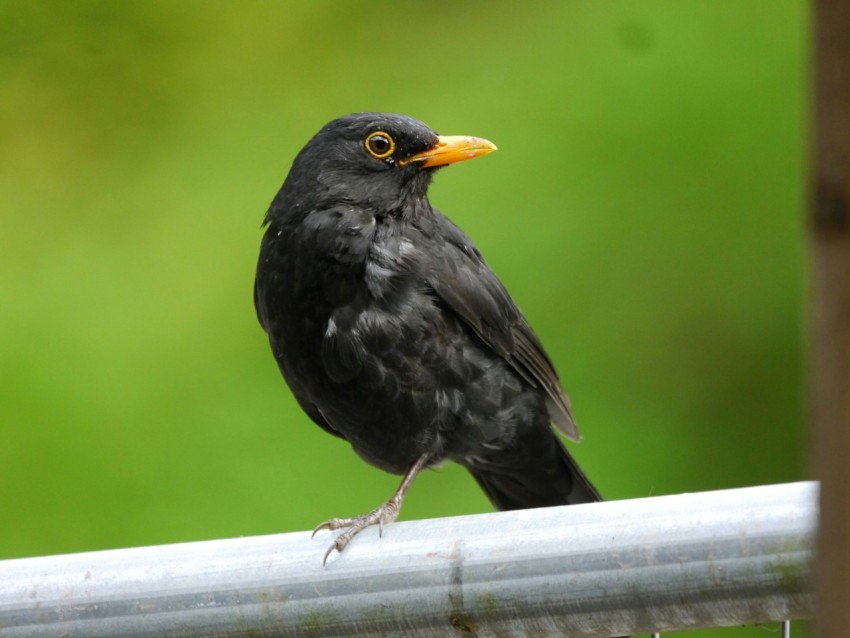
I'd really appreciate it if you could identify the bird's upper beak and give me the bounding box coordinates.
[400,135,497,168]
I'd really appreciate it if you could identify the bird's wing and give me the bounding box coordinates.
[423,213,580,442]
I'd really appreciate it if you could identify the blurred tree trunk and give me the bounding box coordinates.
[812,0,850,636]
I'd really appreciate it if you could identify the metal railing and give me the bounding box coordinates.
[0,481,815,637]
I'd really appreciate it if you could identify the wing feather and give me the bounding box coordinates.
[423,212,580,441]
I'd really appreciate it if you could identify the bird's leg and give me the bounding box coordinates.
[312,453,429,565]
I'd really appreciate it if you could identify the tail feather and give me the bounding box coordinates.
[466,432,602,510]
[466,434,626,636]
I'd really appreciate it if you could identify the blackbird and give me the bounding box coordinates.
[255,113,601,564]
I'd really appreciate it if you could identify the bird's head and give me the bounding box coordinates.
[267,113,496,221]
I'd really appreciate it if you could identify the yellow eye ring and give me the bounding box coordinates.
[365,131,395,159]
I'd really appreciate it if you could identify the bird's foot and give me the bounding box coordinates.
[312,495,402,566]
[310,454,430,566]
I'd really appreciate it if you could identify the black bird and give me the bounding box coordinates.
[255,113,601,564]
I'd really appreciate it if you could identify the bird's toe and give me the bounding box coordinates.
[314,500,402,565]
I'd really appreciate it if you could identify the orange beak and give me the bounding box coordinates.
[399,135,497,168]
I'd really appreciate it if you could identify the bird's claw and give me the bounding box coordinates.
[311,518,348,538]
[312,499,401,566]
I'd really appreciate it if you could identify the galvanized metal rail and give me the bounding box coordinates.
[0,482,815,637]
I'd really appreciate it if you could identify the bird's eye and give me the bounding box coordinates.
[365,132,395,160]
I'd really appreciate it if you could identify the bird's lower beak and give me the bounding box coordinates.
[400,135,497,168]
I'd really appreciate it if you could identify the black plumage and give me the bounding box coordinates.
[255,113,601,563]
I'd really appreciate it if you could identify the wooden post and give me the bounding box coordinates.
[812,0,850,635]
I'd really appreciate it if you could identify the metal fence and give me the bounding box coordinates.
[0,481,814,637]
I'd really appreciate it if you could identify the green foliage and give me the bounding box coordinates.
[1,5,807,634]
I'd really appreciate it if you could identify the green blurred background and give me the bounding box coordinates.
[1,2,807,635]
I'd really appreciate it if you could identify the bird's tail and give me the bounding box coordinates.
[465,431,602,510]
[466,433,628,637]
